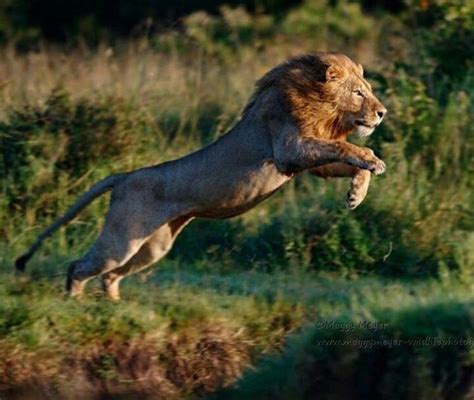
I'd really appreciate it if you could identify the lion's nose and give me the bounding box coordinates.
[376,108,387,120]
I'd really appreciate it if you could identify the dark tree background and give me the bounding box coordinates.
[0,0,407,45]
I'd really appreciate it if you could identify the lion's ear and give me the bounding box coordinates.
[325,64,345,81]
[357,63,364,76]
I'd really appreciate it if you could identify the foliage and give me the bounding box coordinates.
[413,0,474,87]
[217,300,474,399]
[182,6,274,56]
[0,0,298,47]
[283,0,372,41]
[0,270,473,398]
[1,88,130,184]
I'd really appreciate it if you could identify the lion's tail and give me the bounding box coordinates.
[15,173,127,272]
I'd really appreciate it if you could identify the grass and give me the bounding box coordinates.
[216,298,474,400]
[0,1,473,398]
[1,266,473,398]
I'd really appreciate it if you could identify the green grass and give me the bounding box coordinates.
[1,266,473,398]
[216,298,474,400]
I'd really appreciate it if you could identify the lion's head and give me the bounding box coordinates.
[250,52,387,139]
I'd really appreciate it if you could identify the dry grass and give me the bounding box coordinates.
[0,43,258,121]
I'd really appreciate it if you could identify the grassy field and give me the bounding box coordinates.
[1,1,473,398]
[1,269,474,399]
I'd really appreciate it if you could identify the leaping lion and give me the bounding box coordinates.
[16,52,387,300]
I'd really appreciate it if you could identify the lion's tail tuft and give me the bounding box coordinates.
[15,254,30,272]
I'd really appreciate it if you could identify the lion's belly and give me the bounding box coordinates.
[194,188,282,219]
[192,161,290,218]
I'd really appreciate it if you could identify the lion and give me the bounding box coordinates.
[15,52,387,300]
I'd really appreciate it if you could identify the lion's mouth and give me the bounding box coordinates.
[355,120,375,129]
[354,120,376,137]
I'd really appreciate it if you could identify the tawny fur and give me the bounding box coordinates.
[16,52,387,299]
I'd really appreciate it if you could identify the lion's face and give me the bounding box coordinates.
[247,53,387,140]
[324,58,387,138]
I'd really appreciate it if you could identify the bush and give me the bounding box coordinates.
[283,0,372,41]
[217,301,474,399]
[413,1,474,87]
[0,88,131,215]
[0,0,297,47]
[182,6,274,57]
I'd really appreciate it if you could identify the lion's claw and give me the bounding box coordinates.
[349,150,386,175]
[346,192,363,210]
[369,159,386,175]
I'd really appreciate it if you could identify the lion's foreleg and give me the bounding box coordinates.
[308,163,371,209]
[308,163,358,179]
[272,132,385,175]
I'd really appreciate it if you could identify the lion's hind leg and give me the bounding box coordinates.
[100,216,192,300]
[65,200,172,298]
[66,231,147,298]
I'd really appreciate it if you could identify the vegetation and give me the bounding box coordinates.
[0,0,473,398]
[217,298,474,400]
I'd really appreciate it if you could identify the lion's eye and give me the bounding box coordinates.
[354,89,364,97]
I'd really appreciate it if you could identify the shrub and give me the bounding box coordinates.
[413,1,474,87]
[217,301,474,399]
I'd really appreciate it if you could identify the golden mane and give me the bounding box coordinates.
[244,53,365,140]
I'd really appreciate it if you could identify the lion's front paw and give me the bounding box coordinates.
[345,169,371,210]
[361,149,386,175]
[346,191,364,210]
[367,158,386,175]
[348,149,386,175]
